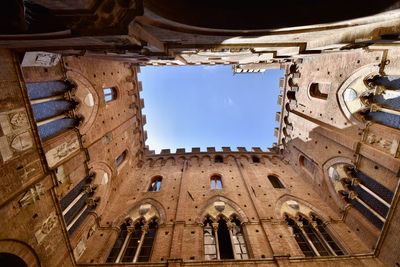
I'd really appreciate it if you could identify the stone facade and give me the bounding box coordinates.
[0,2,400,267]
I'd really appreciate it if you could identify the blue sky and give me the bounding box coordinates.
[139,65,283,153]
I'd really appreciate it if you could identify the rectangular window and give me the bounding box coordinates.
[103,87,117,103]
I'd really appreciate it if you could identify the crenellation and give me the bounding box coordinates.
[221,147,231,152]
[176,148,186,154]
[206,147,216,152]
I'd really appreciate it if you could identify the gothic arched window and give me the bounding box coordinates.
[285,214,344,257]
[203,216,248,260]
[107,218,158,263]
[210,176,222,190]
[329,164,393,229]
[59,173,98,235]
[148,176,162,192]
[268,175,285,189]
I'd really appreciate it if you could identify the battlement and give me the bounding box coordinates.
[145,146,273,156]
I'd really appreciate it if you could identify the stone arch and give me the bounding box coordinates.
[88,161,114,216]
[177,156,187,165]
[197,195,249,224]
[0,240,40,267]
[321,157,354,210]
[201,155,211,165]
[114,198,167,227]
[165,156,176,166]
[337,64,379,125]
[66,70,99,135]
[275,194,331,222]
[188,155,200,166]
[154,157,164,167]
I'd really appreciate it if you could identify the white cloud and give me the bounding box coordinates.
[223,97,235,107]
[202,65,218,71]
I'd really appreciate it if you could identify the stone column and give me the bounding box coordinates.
[133,223,149,262]
[310,221,336,256]
[296,221,320,256]
[212,222,220,260]
[115,225,135,263]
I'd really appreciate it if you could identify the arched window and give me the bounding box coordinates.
[285,215,344,257]
[309,83,329,100]
[203,216,248,260]
[312,216,345,256]
[116,150,127,167]
[285,216,315,257]
[107,218,158,263]
[251,155,260,163]
[214,155,223,163]
[103,87,117,103]
[341,75,400,129]
[148,176,162,192]
[210,176,222,189]
[329,164,394,229]
[268,175,285,188]
[59,173,98,235]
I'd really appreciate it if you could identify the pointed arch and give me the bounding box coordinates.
[66,70,99,135]
[275,194,333,222]
[197,195,249,224]
[114,198,167,227]
[321,157,354,210]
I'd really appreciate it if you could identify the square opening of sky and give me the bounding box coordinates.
[139,65,283,153]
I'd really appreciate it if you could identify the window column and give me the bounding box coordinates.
[115,225,135,263]
[132,223,149,262]
[212,222,221,260]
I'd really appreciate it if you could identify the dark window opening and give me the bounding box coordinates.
[300,217,330,256]
[116,150,128,167]
[214,155,224,163]
[137,220,158,262]
[287,90,296,101]
[313,217,345,256]
[252,155,260,163]
[106,223,129,263]
[286,216,315,257]
[309,83,329,100]
[108,218,158,263]
[268,175,285,188]
[217,218,234,259]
